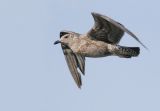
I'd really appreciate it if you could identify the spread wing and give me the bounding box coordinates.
[87,12,147,49]
[61,45,85,88]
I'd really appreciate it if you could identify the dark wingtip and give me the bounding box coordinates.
[78,85,82,89]
[142,44,149,50]
[91,12,99,17]
[91,12,95,15]
[77,77,82,89]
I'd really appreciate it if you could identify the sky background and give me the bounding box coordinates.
[0,0,160,111]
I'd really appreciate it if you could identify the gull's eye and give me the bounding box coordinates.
[64,36,68,39]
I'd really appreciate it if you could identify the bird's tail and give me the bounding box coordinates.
[113,45,140,58]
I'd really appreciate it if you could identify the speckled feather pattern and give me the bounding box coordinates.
[55,12,147,88]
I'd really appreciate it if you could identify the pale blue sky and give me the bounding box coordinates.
[0,0,160,111]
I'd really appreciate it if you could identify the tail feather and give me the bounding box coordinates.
[114,45,140,58]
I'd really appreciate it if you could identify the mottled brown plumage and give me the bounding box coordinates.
[54,12,147,88]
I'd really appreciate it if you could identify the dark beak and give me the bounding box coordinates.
[54,40,61,45]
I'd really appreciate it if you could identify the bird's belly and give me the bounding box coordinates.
[78,44,111,57]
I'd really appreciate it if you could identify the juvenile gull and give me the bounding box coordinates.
[54,12,147,88]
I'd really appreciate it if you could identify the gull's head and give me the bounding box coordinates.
[54,31,79,47]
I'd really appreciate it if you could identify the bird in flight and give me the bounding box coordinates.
[54,12,147,88]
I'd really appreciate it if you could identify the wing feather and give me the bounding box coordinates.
[61,45,85,88]
[87,12,147,49]
[75,55,85,75]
